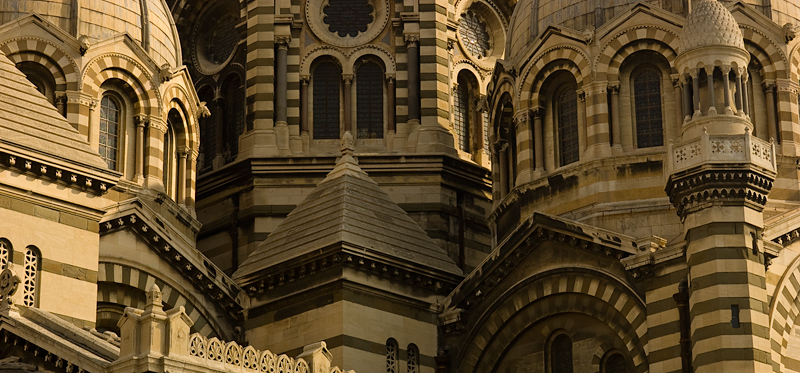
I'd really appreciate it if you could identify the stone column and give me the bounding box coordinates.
[343,74,354,135]
[213,95,225,169]
[300,75,310,153]
[405,35,420,123]
[721,66,733,115]
[682,75,693,123]
[735,69,744,116]
[145,117,167,192]
[496,141,509,199]
[275,36,291,155]
[134,114,148,183]
[609,83,622,151]
[532,106,544,172]
[764,81,777,141]
[577,90,587,156]
[55,95,67,117]
[87,99,98,150]
[177,148,187,206]
[387,74,396,134]
[186,149,198,211]
[705,66,716,115]
[742,70,750,117]
[671,75,684,128]
[514,110,533,185]
[691,69,701,118]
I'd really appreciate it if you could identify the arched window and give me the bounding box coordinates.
[22,246,40,307]
[386,338,398,373]
[557,89,579,166]
[407,344,419,373]
[633,69,663,148]
[0,239,10,270]
[313,61,341,140]
[99,95,120,170]
[356,61,384,139]
[604,353,626,373]
[550,334,573,373]
[453,73,473,153]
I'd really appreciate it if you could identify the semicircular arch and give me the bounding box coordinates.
[605,40,678,81]
[97,261,226,339]
[347,44,396,74]
[300,45,348,76]
[519,46,590,108]
[740,24,788,80]
[457,268,648,373]
[527,60,582,108]
[82,54,159,116]
[0,37,79,91]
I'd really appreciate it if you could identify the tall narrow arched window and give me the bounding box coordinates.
[633,69,663,148]
[453,79,470,152]
[22,246,39,307]
[550,334,573,373]
[557,89,579,166]
[0,239,10,270]
[313,61,341,139]
[99,95,120,170]
[356,61,384,139]
[386,338,398,373]
[604,353,626,373]
[407,344,419,373]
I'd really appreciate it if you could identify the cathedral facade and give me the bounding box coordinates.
[3,0,800,372]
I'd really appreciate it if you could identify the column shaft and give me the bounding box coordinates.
[344,75,353,134]
[275,43,288,123]
[533,109,544,170]
[610,85,621,147]
[177,152,187,205]
[300,78,309,134]
[765,83,777,141]
[407,38,420,121]
[387,76,396,133]
[706,67,716,114]
[134,115,146,180]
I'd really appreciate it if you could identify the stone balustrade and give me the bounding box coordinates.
[668,128,776,174]
[187,334,350,373]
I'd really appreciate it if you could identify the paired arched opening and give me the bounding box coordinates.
[308,55,388,142]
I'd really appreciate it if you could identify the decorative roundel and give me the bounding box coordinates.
[0,268,20,299]
[192,3,240,75]
[459,12,490,58]
[306,0,390,47]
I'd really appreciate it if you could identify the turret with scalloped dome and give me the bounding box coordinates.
[674,0,751,139]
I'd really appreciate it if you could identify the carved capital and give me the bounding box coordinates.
[577,90,586,102]
[149,117,168,133]
[689,68,700,79]
[720,65,732,74]
[134,113,149,127]
[275,35,291,48]
[300,75,310,85]
[704,65,715,75]
[607,83,620,95]
[531,106,544,119]
[342,74,354,84]
[762,80,777,92]
[88,99,98,110]
[513,110,530,126]
[404,34,420,46]
[385,74,396,84]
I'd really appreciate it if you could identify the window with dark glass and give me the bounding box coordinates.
[453,82,470,152]
[551,334,573,373]
[197,88,215,173]
[633,69,663,148]
[356,61,383,139]
[163,118,176,198]
[99,96,119,170]
[604,353,626,373]
[313,62,341,139]
[557,89,579,166]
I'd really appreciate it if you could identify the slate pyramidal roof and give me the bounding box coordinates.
[234,133,463,283]
[0,49,113,176]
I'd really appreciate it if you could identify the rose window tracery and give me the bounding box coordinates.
[323,0,374,37]
[459,11,491,58]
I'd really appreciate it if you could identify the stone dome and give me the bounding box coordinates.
[679,0,745,54]
[0,0,180,68]
[504,0,800,62]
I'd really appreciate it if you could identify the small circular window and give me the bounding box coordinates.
[459,11,491,58]
[192,3,240,75]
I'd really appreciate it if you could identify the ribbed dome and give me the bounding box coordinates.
[0,0,180,68]
[679,0,745,53]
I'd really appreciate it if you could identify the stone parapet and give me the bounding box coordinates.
[667,129,776,176]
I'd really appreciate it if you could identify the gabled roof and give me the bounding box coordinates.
[234,135,462,283]
[0,50,115,179]
[0,306,119,373]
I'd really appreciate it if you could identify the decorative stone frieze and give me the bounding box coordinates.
[1,152,116,196]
